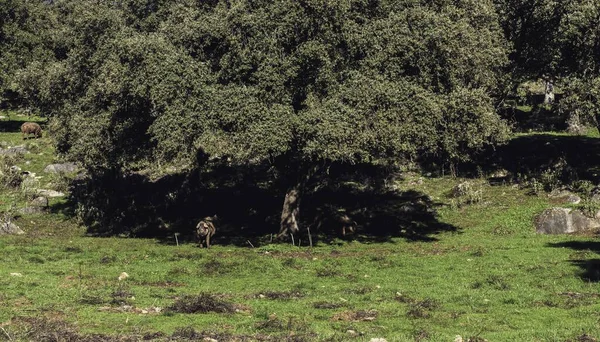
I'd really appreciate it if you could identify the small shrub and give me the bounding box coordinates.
[20,176,39,200]
[578,199,600,218]
[0,155,23,189]
[167,293,236,314]
[316,267,341,277]
[451,181,483,205]
[406,298,440,320]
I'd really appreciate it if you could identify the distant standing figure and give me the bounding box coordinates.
[21,122,42,139]
[196,215,217,248]
[544,81,555,104]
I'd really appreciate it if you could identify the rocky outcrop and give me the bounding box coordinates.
[44,163,78,174]
[535,208,600,234]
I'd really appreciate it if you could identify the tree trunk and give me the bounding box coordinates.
[277,184,302,239]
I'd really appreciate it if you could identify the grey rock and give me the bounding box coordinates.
[0,221,24,235]
[0,146,27,156]
[44,163,77,174]
[548,190,581,204]
[36,189,65,197]
[30,196,49,208]
[535,208,600,234]
[18,207,45,214]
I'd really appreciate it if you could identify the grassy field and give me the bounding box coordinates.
[1,111,599,341]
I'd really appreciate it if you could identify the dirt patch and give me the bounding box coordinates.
[312,301,344,309]
[252,290,305,300]
[331,309,378,322]
[166,293,237,314]
[98,305,162,314]
[135,280,186,287]
[567,334,598,342]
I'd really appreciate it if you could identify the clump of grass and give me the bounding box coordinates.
[254,290,305,300]
[282,258,300,269]
[167,293,236,314]
[202,259,235,276]
[312,301,344,309]
[19,175,39,200]
[405,298,441,319]
[9,318,81,342]
[46,172,73,193]
[331,310,378,322]
[0,154,23,189]
[451,180,484,206]
[99,255,117,264]
[255,315,312,336]
[78,294,105,305]
[345,286,374,295]
[316,267,341,277]
[167,266,191,276]
[111,288,134,305]
[413,329,431,341]
[567,333,598,342]
[473,275,511,291]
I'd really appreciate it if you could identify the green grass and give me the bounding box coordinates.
[1,112,600,341]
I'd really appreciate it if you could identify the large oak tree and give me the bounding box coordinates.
[17,0,510,237]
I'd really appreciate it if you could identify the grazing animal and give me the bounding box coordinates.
[21,122,42,139]
[313,207,357,237]
[338,213,357,237]
[196,215,217,248]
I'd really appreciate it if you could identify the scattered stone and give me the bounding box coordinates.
[18,207,45,215]
[535,208,600,234]
[10,273,23,277]
[9,165,21,172]
[30,196,49,208]
[369,339,388,342]
[0,221,24,235]
[0,146,27,155]
[548,190,581,204]
[202,338,218,342]
[36,189,65,197]
[44,163,78,174]
[98,305,162,314]
[118,272,129,281]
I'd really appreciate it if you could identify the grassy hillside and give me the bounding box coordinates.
[0,111,599,341]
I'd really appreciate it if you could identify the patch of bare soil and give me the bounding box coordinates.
[4,318,315,341]
[251,290,305,300]
[166,293,238,314]
[331,309,378,322]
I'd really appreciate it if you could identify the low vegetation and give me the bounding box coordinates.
[0,113,600,341]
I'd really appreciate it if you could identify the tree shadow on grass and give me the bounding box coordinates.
[53,161,458,246]
[548,241,600,282]
[463,134,600,186]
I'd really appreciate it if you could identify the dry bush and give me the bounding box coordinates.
[167,293,236,314]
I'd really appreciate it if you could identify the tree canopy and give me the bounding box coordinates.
[4,0,596,237]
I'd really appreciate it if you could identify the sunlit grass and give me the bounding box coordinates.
[1,116,600,341]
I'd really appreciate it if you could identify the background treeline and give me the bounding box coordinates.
[0,0,599,240]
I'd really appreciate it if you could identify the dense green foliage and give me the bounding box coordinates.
[0,0,598,235]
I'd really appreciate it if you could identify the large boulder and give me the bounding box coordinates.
[44,163,77,174]
[36,189,65,198]
[535,208,600,234]
[0,221,24,235]
[0,145,27,156]
[19,196,50,214]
